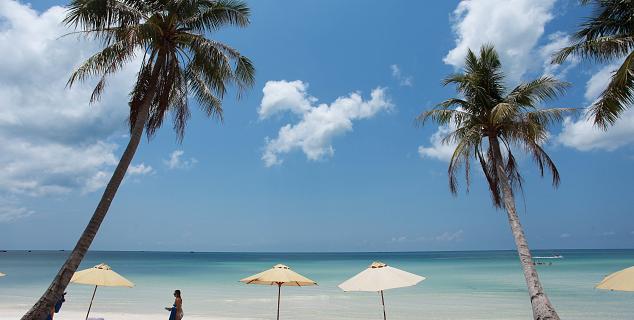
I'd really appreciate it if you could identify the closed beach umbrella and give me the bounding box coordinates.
[240,264,317,320]
[71,263,134,320]
[338,261,425,320]
[596,266,634,291]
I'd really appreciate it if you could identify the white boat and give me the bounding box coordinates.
[534,255,563,259]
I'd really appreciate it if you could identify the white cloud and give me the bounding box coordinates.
[424,0,559,164]
[418,125,457,162]
[391,236,408,243]
[435,229,464,242]
[0,197,34,223]
[259,80,393,167]
[539,31,579,78]
[259,80,316,119]
[601,231,616,237]
[0,139,118,195]
[0,1,139,196]
[128,163,154,176]
[584,63,618,101]
[164,150,197,169]
[560,233,571,239]
[390,64,413,87]
[444,0,556,82]
[557,62,634,151]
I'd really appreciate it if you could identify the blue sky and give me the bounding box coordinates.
[0,0,632,251]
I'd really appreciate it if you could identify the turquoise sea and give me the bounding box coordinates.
[0,250,632,319]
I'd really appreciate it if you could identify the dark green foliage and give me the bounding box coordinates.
[65,0,256,141]
[419,45,572,207]
[553,0,634,129]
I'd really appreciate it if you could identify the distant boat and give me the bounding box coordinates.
[534,255,563,259]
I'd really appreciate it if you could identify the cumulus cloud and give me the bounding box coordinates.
[418,125,457,162]
[259,80,393,167]
[435,229,464,242]
[164,150,198,169]
[444,0,556,82]
[0,1,140,197]
[128,163,154,176]
[0,197,34,223]
[390,64,413,87]
[557,63,634,151]
[259,80,316,119]
[421,0,561,163]
[539,31,579,78]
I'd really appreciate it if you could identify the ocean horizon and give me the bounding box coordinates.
[1,249,632,319]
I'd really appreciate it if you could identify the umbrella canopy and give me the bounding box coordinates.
[71,263,134,287]
[241,264,316,320]
[596,266,634,291]
[71,263,133,320]
[240,264,317,286]
[339,261,425,320]
[339,261,425,292]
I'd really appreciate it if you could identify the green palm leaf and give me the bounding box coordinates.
[552,0,634,128]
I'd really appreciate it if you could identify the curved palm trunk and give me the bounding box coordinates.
[21,56,165,320]
[489,137,560,320]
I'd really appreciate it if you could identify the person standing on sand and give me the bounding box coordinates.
[165,290,184,320]
[46,292,65,320]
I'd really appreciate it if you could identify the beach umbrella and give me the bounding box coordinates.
[71,263,134,320]
[338,261,425,320]
[596,266,634,291]
[240,264,317,320]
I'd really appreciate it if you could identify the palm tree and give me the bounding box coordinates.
[419,46,572,320]
[22,1,254,319]
[552,0,634,129]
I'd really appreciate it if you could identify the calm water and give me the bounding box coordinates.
[0,250,632,319]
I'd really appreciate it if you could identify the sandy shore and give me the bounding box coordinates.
[0,309,264,320]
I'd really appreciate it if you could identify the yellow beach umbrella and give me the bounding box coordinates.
[71,263,134,320]
[596,266,634,291]
[240,264,317,320]
[339,261,425,320]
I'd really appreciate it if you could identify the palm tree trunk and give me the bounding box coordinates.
[489,137,560,320]
[21,55,165,320]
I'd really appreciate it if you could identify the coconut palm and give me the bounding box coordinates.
[22,1,254,319]
[419,45,572,320]
[552,0,634,129]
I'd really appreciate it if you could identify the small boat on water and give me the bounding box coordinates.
[533,255,563,266]
[534,255,563,259]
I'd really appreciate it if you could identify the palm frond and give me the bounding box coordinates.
[64,0,146,34]
[552,35,634,64]
[506,76,570,105]
[67,39,137,102]
[419,45,568,208]
[525,108,577,127]
[182,0,250,31]
[590,50,634,128]
[416,108,472,127]
[186,64,224,121]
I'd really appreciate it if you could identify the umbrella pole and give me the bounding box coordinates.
[85,285,98,320]
[276,283,281,320]
[380,290,386,320]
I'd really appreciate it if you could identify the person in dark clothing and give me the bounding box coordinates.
[46,292,66,320]
[165,290,183,320]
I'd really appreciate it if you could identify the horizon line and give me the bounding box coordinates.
[3,248,633,254]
